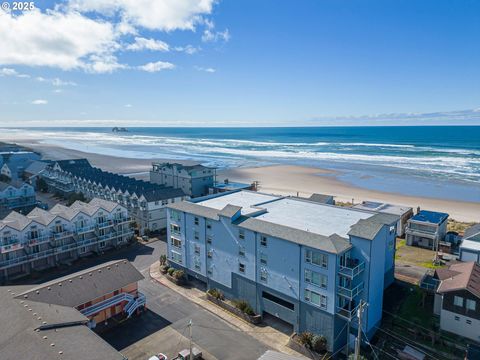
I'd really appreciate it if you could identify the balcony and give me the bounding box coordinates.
[419,272,440,292]
[96,220,114,230]
[0,242,24,254]
[338,259,365,279]
[337,281,364,300]
[27,234,52,246]
[405,227,438,239]
[76,224,96,234]
[336,302,360,321]
[113,217,132,225]
[53,230,75,240]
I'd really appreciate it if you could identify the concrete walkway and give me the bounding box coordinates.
[149,261,307,359]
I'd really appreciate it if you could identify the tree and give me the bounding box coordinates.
[36,177,48,192]
[67,192,86,206]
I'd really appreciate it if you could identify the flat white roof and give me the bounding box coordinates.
[255,198,373,238]
[353,201,412,216]
[197,191,280,215]
[461,239,480,251]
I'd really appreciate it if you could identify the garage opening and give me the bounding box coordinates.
[262,312,294,335]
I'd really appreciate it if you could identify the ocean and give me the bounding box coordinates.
[3,126,480,202]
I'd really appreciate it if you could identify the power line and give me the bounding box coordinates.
[375,326,448,360]
[360,326,379,360]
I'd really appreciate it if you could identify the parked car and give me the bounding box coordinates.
[148,353,168,360]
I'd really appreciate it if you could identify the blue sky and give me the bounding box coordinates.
[1,0,480,126]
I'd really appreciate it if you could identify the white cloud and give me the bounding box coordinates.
[67,0,216,31]
[32,99,48,105]
[138,61,175,72]
[0,67,30,78]
[195,65,215,73]
[0,9,119,72]
[36,76,77,86]
[174,44,199,54]
[201,19,230,42]
[126,37,170,52]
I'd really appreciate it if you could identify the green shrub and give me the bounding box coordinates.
[167,267,175,276]
[298,332,315,348]
[159,254,167,266]
[233,299,256,316]
[207,288,225,300]
[172,269,185,280]
[312,335,327,353]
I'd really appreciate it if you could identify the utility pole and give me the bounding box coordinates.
[354,300,365,360]
[188,319,193,360]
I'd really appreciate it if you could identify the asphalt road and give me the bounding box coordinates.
[100,240,270,360]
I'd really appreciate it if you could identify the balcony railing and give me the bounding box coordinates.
[76,224,96,234]
[336,303,361,320]
[96,220,114,229]
[338,259,365,278]
[0,242,24,253]
[405,227,438,238]
[53,230,75,240]
[27,234,52,246]
[337,281,364,300]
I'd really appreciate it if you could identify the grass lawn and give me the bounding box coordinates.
[397,287,436,328]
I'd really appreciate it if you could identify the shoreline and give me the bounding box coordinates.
[6,139,480,222]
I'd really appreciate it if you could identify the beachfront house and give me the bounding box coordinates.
[41,159,186,235]
[0,149,41,181]
[150,162,216,198]
[0,260,144,360]
[430,262,480,342]
[353,201,413,237]
[460,224,480,263]
[405,210,449,250]
[166,190,398,353]
[0,180,37,218]
[0,198,133,281]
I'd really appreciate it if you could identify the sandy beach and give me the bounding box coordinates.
[4,137,480,222]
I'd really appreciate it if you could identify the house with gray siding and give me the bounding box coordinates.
[0,150,41,181]
[432,262,480,342]
[0,181,37,218]
[150,162,216,198]
[460,224,480,263]
[166,190,398,353]
[42,159,186,234]
[405,210,449,250]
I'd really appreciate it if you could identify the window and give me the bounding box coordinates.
[454,316,460,321]
[305,269,327,289]
[239,262,245,273]
[467,319,472,325]
[260,253,267,265]
[99,241,106,249]
[239,246,245,257]
[207,250,213,259]
[260,235,267,247]
[305,250,328,269]
[304,289,327,310]
[194,231,199,240]
[260,269,268,282]
[467,299,476,311]
[171,250,182,263]
[207,235,212,244]
[194,217,199,225]
[162,200,168,206]
[194,258,201,271]
[239,229,245,240]
[155,201,159,205]
[171,237,182,248]
[170,224,181,234]
[454,296,464,307]
[206,221,212,230]
[207,268,213,276]
[79,246,87,254]
[194,244,200,255]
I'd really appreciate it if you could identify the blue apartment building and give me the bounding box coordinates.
[167,191,398,353]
